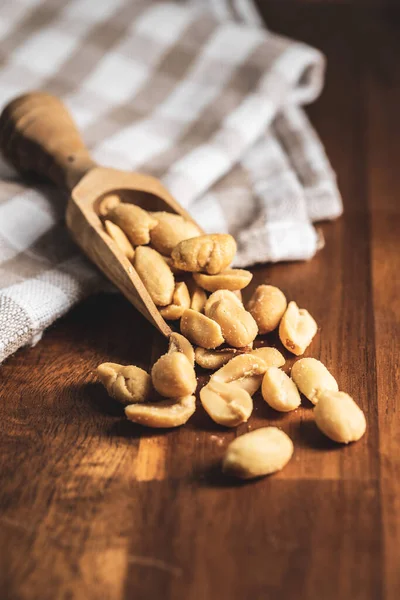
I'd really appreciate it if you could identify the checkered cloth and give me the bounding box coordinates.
[0,0,342,363]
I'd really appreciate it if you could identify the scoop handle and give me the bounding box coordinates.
[0,92,96,190]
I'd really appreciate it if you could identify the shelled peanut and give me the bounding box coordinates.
[95,194,367,479]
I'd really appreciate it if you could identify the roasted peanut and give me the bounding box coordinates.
[171,234,236,274]
[279,301,318,355]
[211,353,268,395]
[125,395,196,428]
[98,193,121,217]
[149,212,201,255]
[168,332,195,367]
[206,292,258,348]
[193,269,252,292]
[194,346,249,370]
[97,362,152,405]
[189,283,207,313]
[261,367,301,412]
[200,380,253,427]
[171,281,190,308]
[251,347,285,368]
[204,289,242,317]
[107,202,158,246]
[159,305,184,321]
[134,246,175,306]
[104,220,135,260]
[291,358,338,404]
[314,390,366,443]
[247,285,287,334]
[233,289,243,303]
[161,255,186,275]
[159,281,190,320]
[222,427,294,479]
[151,352,196,398]
[180,309,224,349]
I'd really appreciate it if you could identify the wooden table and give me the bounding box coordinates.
[1,3,399,599]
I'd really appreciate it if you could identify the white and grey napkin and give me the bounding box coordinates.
[0,0,342,363]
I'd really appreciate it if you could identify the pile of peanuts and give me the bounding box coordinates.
[96,196,367,480]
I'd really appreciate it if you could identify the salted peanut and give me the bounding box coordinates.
[107,202,158,246]
[215,314,257,351]
[207,294,258,348]
[189,284,207,313]
[251,347,285,368]
[314,391,366,443]
[134,246,175,306]
[180,309,224,349]
[204,289,242,317]
[98,193,121,217]
[168,332,195,367]
[171,281,190,308]
[151,352,196,398]
[247,285,287,334]
[104,220,135,260]
[193,269,253,292]
[291,358,338,404]
[125,395,196,428]
[159,281,190,320]
[149,212,201,255]
[232,289,243,303]
[211,353,268,395]
[261,367,301,412]
[222,427,294,479]
[279,301,318,355]
[159,305,183,321]
[160,255,186,275]
[195,346,247,370]
[200,380,253,427]
[171,234,236,274]
[97,362,152,405]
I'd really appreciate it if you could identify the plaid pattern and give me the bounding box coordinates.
[0,0,342,363]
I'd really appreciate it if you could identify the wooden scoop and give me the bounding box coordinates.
[0,92,203,337]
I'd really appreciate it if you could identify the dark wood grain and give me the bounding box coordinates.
[1,3,400,599]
